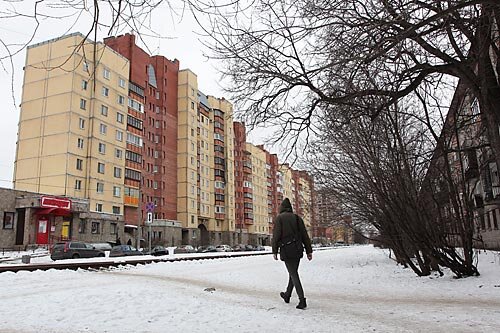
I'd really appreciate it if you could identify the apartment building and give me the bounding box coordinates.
[246,143,271,245]
[177,70,237,246]
[13,33,130,244]
[104,34,180,227]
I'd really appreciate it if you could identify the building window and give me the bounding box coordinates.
[3,212,14,229]
[76,158,83,170]
[128,98,144,113]
[112,206,121,215]
[79,118,85,129]
[78,220,86,233]
[97,163,105,174]
[96,182,104,194]
[101,105,108,116]
[116,112,124,123]
[91,220,100,233]
[191,101,194,109]
[83,61,89,72]
[100,124,107,135]
[110,222,118,234]
[102,86,109,97]
[118,95,125,105]
[114,167,122,178]
[125,168,141,181]
[113,186,121,197]
[125,150,142,163]
[81,80,88,90]
[119,77,126,88]
[98,143,106,154]
[80,99,86,110]
[126,133,143,147]
[115,148,123,159]
[116,130,123,142]
[77,138,84,149]
[103,68,110,79]
[75,179,82,190]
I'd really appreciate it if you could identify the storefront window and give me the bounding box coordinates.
[78,220,86,233]
[3,212,14,229]
[91,221,100,234]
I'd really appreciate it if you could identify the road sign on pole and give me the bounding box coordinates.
[146,212,153,225]
[145,202,155,213]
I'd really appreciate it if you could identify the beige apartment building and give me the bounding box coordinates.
[246,143,271,245]
[177,69,236,245]
[14,33,129,216]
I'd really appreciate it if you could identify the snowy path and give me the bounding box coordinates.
[0,245,499,332]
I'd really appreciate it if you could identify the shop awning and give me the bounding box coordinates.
[124,224,138,229]
[35,207,72,217]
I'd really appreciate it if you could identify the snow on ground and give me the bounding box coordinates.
[0,245,499,333]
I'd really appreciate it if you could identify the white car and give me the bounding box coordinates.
[215,244,233,252]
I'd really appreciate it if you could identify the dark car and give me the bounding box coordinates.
[150,245,168,256]
[244,244,255,251]
[254,245,266,251]
[232,244,245,252]
[109,245,144,257]
[51,241,105,261]
[197,245,217,253]
[174,245,196,254]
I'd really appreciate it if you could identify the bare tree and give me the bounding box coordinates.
[201,0,500,170]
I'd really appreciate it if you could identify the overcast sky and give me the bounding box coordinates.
[0,2,273,189]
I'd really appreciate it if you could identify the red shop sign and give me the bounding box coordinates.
[41,196,72,210]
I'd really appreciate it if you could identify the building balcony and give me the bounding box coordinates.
[124,195,139,207]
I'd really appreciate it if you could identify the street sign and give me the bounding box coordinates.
[146,212,153,225]
[145,202,155,213]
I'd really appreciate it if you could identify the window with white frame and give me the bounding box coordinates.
[116,112,124,123]
[116,130,123,142]
[114,167,122,178]
[103,68,110,79]
[113,186,121,197]
[96,182,104,193]
[118,95,125,105]
[115,148,123,159]
[98,143,106,154]
[102,86,109,97]
[101,105,108,116]
[119,77,126,88]
[99,124,107,135]
[76,158,83,170]
[81,80,88,90]
[83,61,89,72]
[79,118,85,129]
[77,138,84,149]
[80,99,86,110]
[97,163,105,174]
[75,179,82,190]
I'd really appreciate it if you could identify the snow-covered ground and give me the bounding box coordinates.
[0,245,499,333]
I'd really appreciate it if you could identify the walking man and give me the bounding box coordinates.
[272,198,313,309]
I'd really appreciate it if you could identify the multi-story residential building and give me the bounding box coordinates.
[293,170,314,233]
[233,122,251,243]
[14,33,130,244]
[177,70,236,246]
[422,80,500,250]
[104,33,180,227]
[246,143,270,245]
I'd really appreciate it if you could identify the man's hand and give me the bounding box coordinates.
[273,253,278,260]
[307,253,312,261]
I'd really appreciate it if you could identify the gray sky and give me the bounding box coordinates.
[0,2,274,189]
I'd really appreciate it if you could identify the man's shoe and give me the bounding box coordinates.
[296,298,307,309]
[280,292,290,303]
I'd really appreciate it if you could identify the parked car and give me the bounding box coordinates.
[197,245,217,253]
[254,245,266,251]
[150,245,168,256]
[89,243,113,251]
[109,245,144,257]
[174,245,196,254]
[216,244,233,252]
[244,244,255,251]
[51,241,105,261]
[232,244,245,252]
